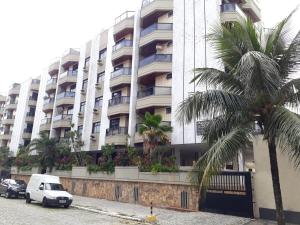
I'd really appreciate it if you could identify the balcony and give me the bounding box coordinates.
[220,3,247,23]
[141,0,173,18]
[43,98,54,112]
[110,68,132,89]
[28,96,38,106]
[48,60,60,76]
[105,127,128,146]
[114,11,135,41]
[25,112,35,122]
[140,23,173,47]
[107,96,130,117]
[31,79,40,91]
[60,48,80,68]
[5,101,18,110]
[241,0,261,22]
[111,40,133,62]
[8,84,20,96]
[138,54,172,78]
[40,118,52,132]
[136,86,171,110]
[55,92,75,107]
[23,129,32,139]
[0,131,12,140]
[1,115,15,125]
[58,71,77,86]
[46,78,57,93]
[52,114,72,129]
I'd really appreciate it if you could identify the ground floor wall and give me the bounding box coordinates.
[12,174,199,211]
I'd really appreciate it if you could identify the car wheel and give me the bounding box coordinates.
[4,192,10,199]
[25,194,31,203]
[42,198,48,207]
[64,204,70,208]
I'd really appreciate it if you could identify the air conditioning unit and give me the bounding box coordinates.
[83,67,89,73]
[80,89,86,94]
[156,44,164,51]
[95,83,101,89]
[93,108,99,114]
[90,135,96,141]
[78,112,83,118]
[97,59,103,66]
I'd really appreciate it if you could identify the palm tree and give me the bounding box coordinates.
[27,132,63,172]
[139,112,172,156]
[177,13,300,225]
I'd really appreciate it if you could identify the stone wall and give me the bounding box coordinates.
[12,171,199,211]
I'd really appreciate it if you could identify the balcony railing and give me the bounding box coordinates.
[115,11,135,24]
[221,3,244,15]
[41,118,52,124]
[5,115,15,120]
[44,98,55,105]
[29,96,38,101]
[26,112,35,117]
[23,128,33,133]
[106,127,128,136]
[47,78,57,85]
[141,23,173,37]
[56,92,75,100]
[112,40,133,52]
[111,68,132,79]
[108,96,130,106]
[60,70,78,78]
[139,54,172,68]
[53,114,73,122]
[137,86,171,98]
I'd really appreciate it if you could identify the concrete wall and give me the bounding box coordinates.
[253,136,300,223]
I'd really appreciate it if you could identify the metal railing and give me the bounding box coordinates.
[141,23,173,37]
[111,68,132,79]
[43,98,55,105]
[106,127,128,136]
[26,112,35,117]
[115,11,135,24]
[112,40,133,52]
[137,86,171,98]
[41,118,52,124]
[60,70,78,78]
[139,54,172,68]
[56,92,75,100]
[108,96,130,106]
[53,114,73,122]
[47,78,57,85]
[29,96,38,101]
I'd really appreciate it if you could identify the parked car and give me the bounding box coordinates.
[26,174,73,208]
[0,179,27,198]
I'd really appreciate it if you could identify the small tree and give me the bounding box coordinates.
[0,146,11,169]
[139,112,172,156]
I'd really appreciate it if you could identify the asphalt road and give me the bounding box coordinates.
[0,197,143,225]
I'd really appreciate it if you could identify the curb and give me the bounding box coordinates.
[72,205,145,222]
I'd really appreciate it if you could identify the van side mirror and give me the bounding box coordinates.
[39,185,44,190]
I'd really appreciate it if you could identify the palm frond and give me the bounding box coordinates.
[177,90,250,123]
[190,126,252,189]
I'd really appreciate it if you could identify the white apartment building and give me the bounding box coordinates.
[26,0,260,166]
[0,79,40,154]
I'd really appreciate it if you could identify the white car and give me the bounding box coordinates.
[26,174,73,208]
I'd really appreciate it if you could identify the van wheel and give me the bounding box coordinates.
[25,194,31,203]
[5,192,10,199]
[42,198,48,207]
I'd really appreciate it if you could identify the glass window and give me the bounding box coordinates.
[84,57,90,68]
[82,79,88,90]
[79,102,85,112]
[166,107,171,114]
[97,72,105,83]
[92,122,101,133]
[110,118,120,129]
[45,183,64,191]
[78,126,83,136]
[94,97,103,108]
[166,73,172,80]
[99,48,107,60]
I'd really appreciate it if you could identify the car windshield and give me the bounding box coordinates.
[44,183,64,191]
[15,180,26,185]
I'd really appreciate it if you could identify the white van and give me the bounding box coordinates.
[26,174,73,208]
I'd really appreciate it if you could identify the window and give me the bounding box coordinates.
[168,10,173,17]
[166,73,172,80]
[82,79,88,90]
[110,118,120,129]
[166,107,171,114]
[92,122,101,133]
[67,106,73,115]
[196,121,208,136]
[97,72,105,83]
[70,84,76,92]
[79,102,85,112]
[180,191,188,209]
[84,57,90,69]
[99,48,107,60]
[31,92,38,100]
[78,126,83,136]
[94,97,103,108]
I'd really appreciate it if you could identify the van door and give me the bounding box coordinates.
[36,183,45,202]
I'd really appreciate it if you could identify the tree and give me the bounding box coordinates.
[177,13,300,225]
[0,146,11,169]
[27,132,63,172]
[139,112,172,156]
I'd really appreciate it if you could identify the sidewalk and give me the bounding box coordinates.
[72,195,251,225]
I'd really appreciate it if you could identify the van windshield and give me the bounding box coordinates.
[44,183,64,191]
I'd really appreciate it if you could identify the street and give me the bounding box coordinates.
[0,197,144,225]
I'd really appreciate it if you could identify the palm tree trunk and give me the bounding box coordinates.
[268,138,286,225]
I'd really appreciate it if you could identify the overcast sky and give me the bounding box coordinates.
[0,0,299,94]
